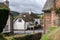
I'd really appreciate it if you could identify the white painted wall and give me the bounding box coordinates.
[14,18,27,30]
[25,22,30,28]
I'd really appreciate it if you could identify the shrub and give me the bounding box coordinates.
[6,33,42,40]
[0,6,9,33]
[0,33,42,40]
[6,36,16,40]
[0,34,7,40]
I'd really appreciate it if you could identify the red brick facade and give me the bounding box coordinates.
[43,0,60,33]
[50,10,56,27]
[56,0,60,8]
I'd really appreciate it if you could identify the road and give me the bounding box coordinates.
[14,29,44,34]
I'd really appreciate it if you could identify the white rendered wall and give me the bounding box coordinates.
[14,18,27,30]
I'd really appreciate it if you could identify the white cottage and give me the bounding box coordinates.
[30,13,40,25]
[13,12,40,30]
[13,13,34,30]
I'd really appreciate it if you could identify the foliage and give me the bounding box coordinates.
[39,15,44,19]
[54,8,60,13]
[49,27,60,40]
[0,5,9,10]
[6,36,16,40]
[5,33,41,40]
[0,33,41,40]
[1,33,12,37]
[0,34,7,40]
[10,11,19,18]
[40,33,50,40]
[41,26,60,40]
[0,7,9,33]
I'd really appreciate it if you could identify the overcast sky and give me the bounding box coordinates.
[0,0,46,14]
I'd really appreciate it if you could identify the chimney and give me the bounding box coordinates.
[23,15,26,17]
[29,9,32,14]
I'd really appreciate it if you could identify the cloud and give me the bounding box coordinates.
[0,0,3,2]
[0,0,47,13]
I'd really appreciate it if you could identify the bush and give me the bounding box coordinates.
[0,33,42,40]
[0,34,7,40]
[5,33,42,40]
[6,36,16,40]
[0,7,9,33]
[0,4,10,33]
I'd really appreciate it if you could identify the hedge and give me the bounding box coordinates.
[5,33,42,40]
[0,6,10,33]
[0,35,7,40]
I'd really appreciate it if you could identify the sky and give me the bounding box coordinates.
[0,0,46,14]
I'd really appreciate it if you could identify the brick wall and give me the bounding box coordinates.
[50,10,56,27]
[43,0,60,33]
[57,13,60,26]
[43,12,51,33]
[56,0,60,8]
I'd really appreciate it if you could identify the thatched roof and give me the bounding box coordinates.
[13,12,40,22]
[43,0,55,11]
[13,13,34,22]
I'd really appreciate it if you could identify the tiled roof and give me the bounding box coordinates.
[43,0,55,11]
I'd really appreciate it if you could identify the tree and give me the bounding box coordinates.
[0,6,10,33]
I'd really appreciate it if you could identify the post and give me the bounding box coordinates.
[33,26,35,33]
[10,13,14,34]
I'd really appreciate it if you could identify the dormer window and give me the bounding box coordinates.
[19,19,22,22]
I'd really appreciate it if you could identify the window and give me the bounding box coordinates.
[35,21,38,25]
[19,19,22,22]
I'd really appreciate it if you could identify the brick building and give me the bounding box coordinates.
[42,0,60,33]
